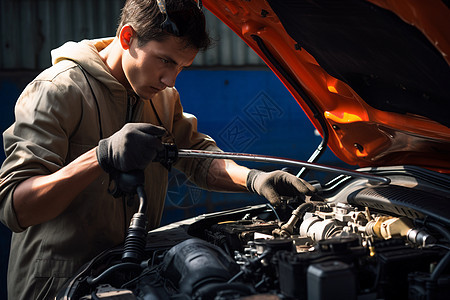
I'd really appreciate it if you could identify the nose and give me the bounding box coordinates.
[160,68,180,88]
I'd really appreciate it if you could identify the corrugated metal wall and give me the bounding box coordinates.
[194,11,264,66]
[0,0,264,70]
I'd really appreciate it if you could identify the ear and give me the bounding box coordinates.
[119,25,135,50]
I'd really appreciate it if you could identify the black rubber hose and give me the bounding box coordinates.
[426,221,450,281]
[122,185,148,263]
[87,262,141,286]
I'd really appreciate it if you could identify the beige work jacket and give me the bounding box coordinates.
[0,38,219,300]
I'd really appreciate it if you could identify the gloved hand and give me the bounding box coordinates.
[246,169,317,206]
[96,123,167,173]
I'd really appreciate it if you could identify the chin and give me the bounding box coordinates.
[132,90,153,101]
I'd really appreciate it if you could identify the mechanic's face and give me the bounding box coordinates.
[122,31,198,100]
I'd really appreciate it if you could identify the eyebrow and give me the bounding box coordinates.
[164,55,193,71]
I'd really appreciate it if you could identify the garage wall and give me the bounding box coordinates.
[0,0,264,70]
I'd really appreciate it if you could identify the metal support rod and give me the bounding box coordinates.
[178,149,390,185]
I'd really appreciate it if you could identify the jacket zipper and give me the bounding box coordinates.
[126,93,137,122]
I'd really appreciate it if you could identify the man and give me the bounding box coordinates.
[0,0,316,299]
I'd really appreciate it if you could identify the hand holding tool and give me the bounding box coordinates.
[246,169,317,206]
[96,123,166,173]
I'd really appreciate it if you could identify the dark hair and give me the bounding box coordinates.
[116,0,211,51]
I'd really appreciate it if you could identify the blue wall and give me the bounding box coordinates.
[161,69,342,224]
[0,69,343,298]
[0,74,33,300]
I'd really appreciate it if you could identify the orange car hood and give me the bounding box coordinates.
[202,0,450,172]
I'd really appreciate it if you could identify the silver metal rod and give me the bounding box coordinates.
[178,149,391,185]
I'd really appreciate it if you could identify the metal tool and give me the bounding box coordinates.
[156,144,390,185]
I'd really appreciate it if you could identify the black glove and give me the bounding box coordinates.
[96,123,166,173]
[246,169,317,206]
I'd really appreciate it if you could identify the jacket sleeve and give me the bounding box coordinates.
[170,92,222,190]
[0,75,83,232]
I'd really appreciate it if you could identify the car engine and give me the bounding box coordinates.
[57,165,450,300]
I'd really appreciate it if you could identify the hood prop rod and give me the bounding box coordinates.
[251,35,329,179]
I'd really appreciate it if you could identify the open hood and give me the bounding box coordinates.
[202,0,450,172]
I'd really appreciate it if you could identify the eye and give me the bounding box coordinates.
[161,58,169,64]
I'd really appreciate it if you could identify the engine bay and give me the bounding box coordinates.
[57,165,450,300]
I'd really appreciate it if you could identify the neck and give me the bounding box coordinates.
[99,38,130,90]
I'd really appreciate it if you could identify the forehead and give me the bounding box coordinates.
[138,36,198,65]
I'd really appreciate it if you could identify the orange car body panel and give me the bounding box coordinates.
[203,0,450,172]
